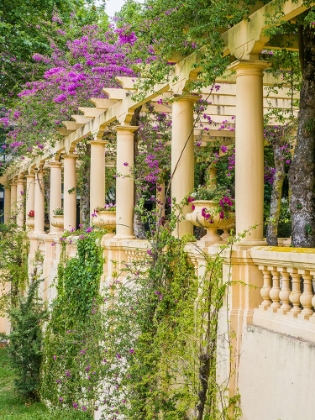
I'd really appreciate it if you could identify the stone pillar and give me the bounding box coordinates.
[4,187,11,223]
[90,140,107,220]
[115,126,137,239]
[49,160,62,232]
[63,154,77,231]
[26,173,35,217]
[16,177,25,227]
[171,95,197,237]
[26,173,35,230]
[34,169,45,233]
[233,61,268,244]
[10,182,17,223]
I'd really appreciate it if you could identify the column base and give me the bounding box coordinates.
[234,239,267,249]
[113,234,136,241]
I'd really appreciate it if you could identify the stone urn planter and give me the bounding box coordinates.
[186,200,235,246]
[51,215,64,230]
[92,210,116,235]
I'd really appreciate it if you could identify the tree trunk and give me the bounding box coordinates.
[289,25,315,247]
[266,144,285,246]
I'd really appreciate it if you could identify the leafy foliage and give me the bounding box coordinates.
[6,268,48,401]
[41,230,104,413]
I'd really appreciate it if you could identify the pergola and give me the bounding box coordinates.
[1,0,306,243]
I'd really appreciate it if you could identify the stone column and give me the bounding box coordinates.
[63,154,77,231]
[26,173,35,217]
[16,177,25,227]
[90,140,107,220]
[171,94,197,237]
[26,173,35,229]
[10,182,17,223]
[233,61,268,244]
[4,187,11,223]
[115,126,138,239]
[34,169,45,233]
[49,160,62,232]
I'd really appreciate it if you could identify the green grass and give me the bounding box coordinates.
[0,347,92,420]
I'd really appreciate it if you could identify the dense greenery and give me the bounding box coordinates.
[0,0,108,106]
[7,273,47,401]
[0,347,91,419]
[41,230,104,413]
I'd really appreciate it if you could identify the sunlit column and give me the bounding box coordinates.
[34,168,45,233]
[233,60,268,244]
[4,187,11,223]
[115,126,137,239]
[90,140,107,222]
[49,160,62,232]
[171,95,197,237]
[10,182,17,223]
[25,173,35,230]
[16,177,25,227]
[63,154,77,231]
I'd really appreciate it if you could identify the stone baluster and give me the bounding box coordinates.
[288,268,301,315]
[4,186,11,223]
[259,265,272,309]
[269,267,281,310]
[63,154,77,231]
[278,268,291,313]
[300,270,314,317]
[16,177,25,228]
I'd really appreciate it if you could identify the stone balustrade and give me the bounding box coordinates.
[250,246,315,341]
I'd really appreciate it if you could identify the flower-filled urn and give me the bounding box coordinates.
[92,204,116,235]
[186,187,235,246]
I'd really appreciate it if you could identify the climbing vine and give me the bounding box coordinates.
[41,230,104,414]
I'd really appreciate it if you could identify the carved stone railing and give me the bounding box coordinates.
[250,246,315,341]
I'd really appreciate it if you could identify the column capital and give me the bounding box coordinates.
[48,160,62,169]
[26,173,35,179]
[89,139,108,147]
[63,153,78,160]
[229,60,270,77]
[173,93,200,103]
[116,125,138,134]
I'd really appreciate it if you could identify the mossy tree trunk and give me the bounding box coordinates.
[289,25,315,247]
[266,143,285,246]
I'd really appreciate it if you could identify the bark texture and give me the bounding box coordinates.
[266,144,285,246]
[289,25,315,247]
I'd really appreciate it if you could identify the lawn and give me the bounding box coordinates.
[0,347,92,420]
